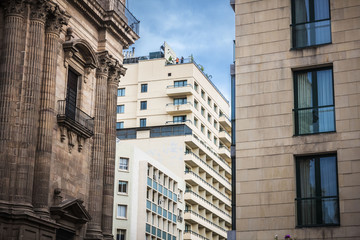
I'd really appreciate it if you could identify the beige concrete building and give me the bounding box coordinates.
[233,0,360,239]
[113,43,232,240]
[0,0,138,239]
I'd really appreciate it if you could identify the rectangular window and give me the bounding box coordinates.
[207,97,211,106]
[291,0,331,48]
[117,105,124,114]
[116,229,126,240]
[140,101,147,110]
[201,124,204,133]
[117,205,127,218]
[116,122,124,129]
[201,107,205,117]
[214,104,218,113]
[174,80,187,87]
[207,113,211,123]
[201,90,205,99]
[140,118,147,127]
[173,115,186,123]
[117,88,125,97]
[214,137,217,145]
[119,157,129,171]
[207,130,211,139]
[194,82,199,92]
[194,117,198,127]
[118,181,128,194]
[214,120,218,129]
[296,154,339,227]
[141,84,148,92]
[194,100,198,110]
[174,98,187,105]
[294,67,335,135]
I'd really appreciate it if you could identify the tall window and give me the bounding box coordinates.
[194,82,199,92]
[117,205,127,218]
[117,88,125,97]
[201,107,205,116]
[201,90,205,99]
[119,157,129,171]
[294,67,335,135]
[207,97,211,106]
[207,113,211,123]
[66,68,79,120]
[291,0,331,48]
[174,80,187,87]
[140,101,147,110]
[174,98,187,105]
[194,117,198,127]
[296,154,339,227]
[201,124,204,133]
[118,181,128,194]
[140,118,147,127]
[173,115,186,123]
[116,122,124,129]
[116,229,126,240]
[194,100,198,110]
[117,105,124,114]
[141,84,148,92]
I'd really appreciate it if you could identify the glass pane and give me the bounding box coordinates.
[322,197,339,224]
[320,156,337,196]
[299,199,317,225]
[297,72,313,108]
[317,69,333,106]
[318,106,335,132]
[294,20,331,48]
[299,158,316,198]
[314,0,330,21]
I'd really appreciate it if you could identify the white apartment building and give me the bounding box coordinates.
[113,43,232,240]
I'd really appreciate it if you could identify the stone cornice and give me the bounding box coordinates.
[66,0,139,48]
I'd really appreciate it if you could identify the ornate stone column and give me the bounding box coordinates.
[102,62,125,239]
[86,52,111,239]
[33,5,68,216]
[13,0,48,208]
[0,0,26,202]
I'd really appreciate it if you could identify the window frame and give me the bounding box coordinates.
[293,66,336,136]
[119,157,129,171]
[116,122,124,129]
[141,83,148,93]
[116,229,126,240]
[117,88,125,97]
[117,205,127,219]
[140,100,147,110]
[140,118,147,127]
[117,105,124,114]
[295,153,340,227]
[174,80,187,88]
[118,180,128,194]
[291,0,332,49]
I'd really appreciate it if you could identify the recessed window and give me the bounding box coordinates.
[194,100,198,110]
[207,97,211,106]
[194,117,198,127]
[173,115,186,123]
[293,67,335,135]
[214,104,218,113]
[118,180,128,194]
[140,118,147,127]
[117,229,126,240]
[140,101,147,110]
[174,98,187,105]
[291,0,331,48]
[207,114,211,123]
[194,82,198,92]
[141,84,148,93]
[213,137,217,145]
[117,88,125,97]
[219,110,224,117]
[201,107,205,117]
[201,124,204,133]
[117,105,124,114]
[168,73,172,77]
[214,120,218,129]
[116,122,124,129]
[174,80,187,87]
[296,154,339,227]
[201,90,205,99]
[117,205,127,218]
[119,157,129,171]
[207,130,211,139]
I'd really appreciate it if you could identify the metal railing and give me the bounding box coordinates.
[184,230,210,240]
[110,0,140,35]
[185,210,227,233]
[166,83,193,89]
[165,119,193,125]
[166,102,193,107]
[184,170,231,203]
[185,189,231,219]
[57,100,94,136]
[185,151,231,186]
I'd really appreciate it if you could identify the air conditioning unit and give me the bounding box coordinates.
[158,199,163,205]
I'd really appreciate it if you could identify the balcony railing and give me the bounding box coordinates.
[110,0,140,35]
[165,119,193,125]
[184,230,209,240]
[57,100,94,138]
[184,210,227,233]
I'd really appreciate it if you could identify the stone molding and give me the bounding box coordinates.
[2,0,26,17]
[29,0,49,22]
[45,4,70,34]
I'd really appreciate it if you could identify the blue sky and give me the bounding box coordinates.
[126,0,235,101]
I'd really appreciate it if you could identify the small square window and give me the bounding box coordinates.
[117,205,127,218]
[141,84,148,93]
[117,88,125,97]
[119,157,129,171]
[117,229,126,240]
[140,101,147,110]
[118,180,128,194]
[140,118,147,127]
[117,105,124,114]
[168,73,172,77]
[116,122,124,129]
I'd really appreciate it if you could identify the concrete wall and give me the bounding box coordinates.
[234,0,360,239]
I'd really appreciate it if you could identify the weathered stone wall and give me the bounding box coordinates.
[235,0,360,239]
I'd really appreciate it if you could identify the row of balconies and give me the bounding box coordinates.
[146,223,176,240]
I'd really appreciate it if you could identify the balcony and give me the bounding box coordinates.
[107,0,140,35]
[184,152,231,190]
[166,84,194,96]
[219,130,231,147]
[57,100,94,138]
[219,114,231,132]
[184,171,231,206]
[184,190,231,223]
[218,146,231,161]
[184,210,227,238]
[184,230,209,240]
[165,102,193,114]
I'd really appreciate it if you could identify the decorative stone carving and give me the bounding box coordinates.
[96,51,112,76]
[2,0,26,16]
[29,0,49,22]
[46,4,69,34]
[54,188,63,205]
[67,130,76,153]
[59,126,66,142]
[77,136,84,152]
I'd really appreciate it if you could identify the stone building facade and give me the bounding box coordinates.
[233,0,360,239]
[0,0,139,239]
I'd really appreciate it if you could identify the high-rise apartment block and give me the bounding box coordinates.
[113,43,232,240]
[233,0,360,239]
[0,0,139,239]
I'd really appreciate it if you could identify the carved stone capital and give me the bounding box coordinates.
[29,0,49,22]
[96,51,112,76]
[108,62,126,86]
[45,4,69,34]
[2,0,26,17]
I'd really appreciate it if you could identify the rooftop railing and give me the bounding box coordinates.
[110,0,140,35]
